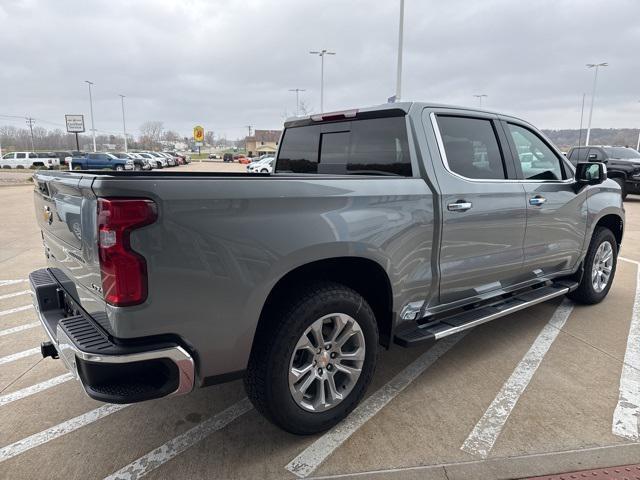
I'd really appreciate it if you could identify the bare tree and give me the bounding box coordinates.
[204,130,215,146]
[163,130,180,142]
[298,100,312,116]
[139,121,164,149]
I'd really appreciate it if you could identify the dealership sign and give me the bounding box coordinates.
[65,115,85,133]
[193,125,205,143]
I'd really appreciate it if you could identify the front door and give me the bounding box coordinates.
[502,121,587,278]
[427,111,527,306]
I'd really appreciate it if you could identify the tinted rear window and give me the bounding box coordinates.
[276,116,412,176]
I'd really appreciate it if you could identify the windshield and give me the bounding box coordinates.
[603,147,640,159]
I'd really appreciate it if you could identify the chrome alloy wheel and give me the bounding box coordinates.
[592,240,614,293]
[288,313,366,412]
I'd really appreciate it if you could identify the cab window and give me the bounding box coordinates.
[507,124,565,180]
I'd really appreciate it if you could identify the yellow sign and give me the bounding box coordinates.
[193,125,204,143]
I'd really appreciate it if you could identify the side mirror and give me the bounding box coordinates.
[575,162,607,186]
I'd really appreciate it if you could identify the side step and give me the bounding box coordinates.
[394,282,577,347]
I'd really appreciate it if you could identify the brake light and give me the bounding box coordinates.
[310,109,358,122]
[97,198,157,307]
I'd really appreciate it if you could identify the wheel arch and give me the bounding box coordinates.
[253,257,394,352]
[595,213,624,249]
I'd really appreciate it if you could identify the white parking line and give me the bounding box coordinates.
[0,280,27,287]
[104,398,253,480]
[0,322,39,337]
[612,265,640,441]
[0,403,129,463]
[620,256,640,266]
[0,347,40,365]
[0,373,73,407]
[0,305,32,317]
[285,333,466,478]
[460,299,574,459]
[0,290,30,301]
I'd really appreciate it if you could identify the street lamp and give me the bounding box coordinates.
[636,100,640,152]
[309,49,336,113]
[85,80,97,152]
[396,0,405,102]
[473,94,488,107]
[585,62,608,146]
[288,88,306,116]
[119,94,128,152]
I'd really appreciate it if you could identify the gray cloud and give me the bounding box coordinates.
[0,0,638,139]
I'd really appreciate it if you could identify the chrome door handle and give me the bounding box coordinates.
[529,196,547,206]
[447,201,472,212]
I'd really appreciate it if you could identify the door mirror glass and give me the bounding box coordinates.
[576,162,606,185]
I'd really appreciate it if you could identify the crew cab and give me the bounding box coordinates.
[71,152,134,171]
[567,145,640,199]
[1,151,60,169]
[30,102,623,435]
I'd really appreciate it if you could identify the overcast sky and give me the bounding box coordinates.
[1,0,638,139]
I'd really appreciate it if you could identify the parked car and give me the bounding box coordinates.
[134,152,163,169]
[71,152,134,171]
[223,153,234,162]
[157,152,177,167]
[29,102,623,435]
[208,153,220,159]
[113,152,145,170]
[237,155,251,164]
[146,152,170,168]
[247,157,274,173]
[1,151,59,169]
[567,145,640,199]
[126,153,153,170]
[163,151,184,165]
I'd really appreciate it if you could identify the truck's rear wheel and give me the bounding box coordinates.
[568,227,617,304]
[245,282,378,434]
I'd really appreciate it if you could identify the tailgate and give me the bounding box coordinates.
[33,172,108,324]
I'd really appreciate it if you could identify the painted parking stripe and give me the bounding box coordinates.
[461,299,574,459]
[285,333,466,478]
[620,256,640,266]
[0,403,129,463]
[0,348,40,365]
[0,290,30,301]
[0,373,73,407]
[104,398,253,480]
[0,280,27,287]
[0,305,32,317]
[0,322,39,337]
[612,265,640,441]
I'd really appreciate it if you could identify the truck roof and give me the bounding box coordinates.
[284,101,527,128]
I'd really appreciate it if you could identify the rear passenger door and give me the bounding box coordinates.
[427,110,527,305]
[502,120,587,278]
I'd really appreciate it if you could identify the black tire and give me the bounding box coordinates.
[567,226,617,304]
[613,177,627,200]
[244,282,378,435]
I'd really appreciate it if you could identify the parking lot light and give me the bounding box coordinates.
[636,100,640,152]
[309,49,336,113]
[85,80,97,152]
[585,62,608,146]
[119,95,128,153]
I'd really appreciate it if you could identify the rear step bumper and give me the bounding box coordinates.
[394,281,578,347]
[29,268,195,404]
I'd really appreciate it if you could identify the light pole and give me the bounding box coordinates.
[473,94,488,107]
[636,100,640,152]
[585,62,608,146]
[119,94,128,152]
[289,88,306,116]
[85,80,97,152]
[309,49,336,113]
[577,93,586,147]
[396,0,405,101]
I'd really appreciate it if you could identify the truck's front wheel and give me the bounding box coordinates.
[245,282,378,434]
[568,226,617,304]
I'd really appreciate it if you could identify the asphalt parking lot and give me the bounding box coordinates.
[1,171,640,480]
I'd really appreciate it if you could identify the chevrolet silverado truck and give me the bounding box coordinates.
[30,102,624,434]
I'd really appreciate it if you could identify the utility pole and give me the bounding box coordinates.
[578,93,586,147]
[309,49,336,113]
[473,94,488,107]
[85,80,97,152]
[119,94,128,152]
[585,62,608,146]
[26,117,35,151]
[289,88,306,116]
[636,100,640,152]
[245,125,253,155]
[396,0,405,101]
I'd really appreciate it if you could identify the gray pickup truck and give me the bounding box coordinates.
[30,102,623,434]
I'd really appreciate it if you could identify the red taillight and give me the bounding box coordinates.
[97,198,157,307]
